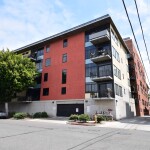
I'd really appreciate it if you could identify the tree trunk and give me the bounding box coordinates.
[5,102,8,116]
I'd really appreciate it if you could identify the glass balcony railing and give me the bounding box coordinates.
[89,30,110,44]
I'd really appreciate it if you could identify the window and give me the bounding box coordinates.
[37,48,44,57]
[36,61,43,70]
[86,83,97,93]
[63,39,68,47]
[43,88,49,96]
[62,53,67,63]
[127,65,129,72]
[115,83,122,97]
[112,46,120,62]
[124,89,125,94]
[99,83,113,97]
[85,63,97,77]
[113,65,121,79]
[128,79,130,86]
[115,83,119,95]
[119,86,122,97]
[111,30,115,40]
[62,69,67,84]
[45,58,51,66]
[46,45,50,52]
[61,87,66,94]
[122,74,124,79]
[44,73,48,82]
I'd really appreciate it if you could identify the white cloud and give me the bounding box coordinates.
[0,0,75,50]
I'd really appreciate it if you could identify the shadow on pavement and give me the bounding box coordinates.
[118,116,150,125]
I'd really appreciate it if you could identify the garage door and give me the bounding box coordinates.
[57,104,84,117]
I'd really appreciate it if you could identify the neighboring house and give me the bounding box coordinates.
[8,14,136,120]
[124,37,149,116]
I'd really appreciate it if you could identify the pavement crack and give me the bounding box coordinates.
[67,129,120,150]
[0,130,45,139]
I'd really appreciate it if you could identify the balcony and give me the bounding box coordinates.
[37,55,44,61]
[130,76,136,80]
[17,96,32,103]
[127,54,133,60]
[90,50,111,63]
[93,89,114,100]
[90,69,112,82]
[89,30,110,44]
[129,64,135,70]
[93,97,114,100]
[91,75,112,82]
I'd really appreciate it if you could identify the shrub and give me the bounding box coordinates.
[96,115,112,123]
[41,112,48,118]
[97,115,105,123]
[33,112,48,118]
[78,114,90,122]
[33,112,42,118]
[13,112,28,119]
[69,114,79,121]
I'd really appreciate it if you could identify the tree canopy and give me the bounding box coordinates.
[0,50,37,103]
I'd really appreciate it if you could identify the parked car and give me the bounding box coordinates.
[0,111,7,119]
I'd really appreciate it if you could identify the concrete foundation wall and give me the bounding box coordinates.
[84,99,116,119]
[8,100,84,117]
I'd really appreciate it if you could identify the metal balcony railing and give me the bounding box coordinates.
[90,49,111,62]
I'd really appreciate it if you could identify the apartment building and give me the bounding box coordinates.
[9,15,136,120]
[124,38,149,116]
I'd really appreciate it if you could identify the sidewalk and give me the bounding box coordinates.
[28,116,150,131]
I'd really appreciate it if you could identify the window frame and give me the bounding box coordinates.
[43,88,49,96]
[62,53,67,63]
[63,39,68,48]
[61,87,66,95]
[45,58,51,67]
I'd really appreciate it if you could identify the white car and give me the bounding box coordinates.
[0,111,7,119]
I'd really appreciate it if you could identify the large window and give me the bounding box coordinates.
[36,61,43,70]
[112,46,120,62]
[114,65,121,79]
[37,48,44,57]
[62,69,67,84]
[85,63,97,77]
[98,65,111,77]
[86,83,97,93]
[63,39,68,47]
[99,83,113,97]
[115,83,122,97]
[43,88,49,96]
[44,73,48,82]
[62,53,67,63]
[45,58,51,67]
[61,87,66,94]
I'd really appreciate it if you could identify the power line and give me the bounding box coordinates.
[122,0,150,85]
[134,0,150,65]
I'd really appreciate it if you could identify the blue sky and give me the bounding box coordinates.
[0,0,150,83]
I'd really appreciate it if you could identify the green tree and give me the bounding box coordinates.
[0,50,37,113]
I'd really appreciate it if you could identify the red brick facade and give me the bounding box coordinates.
[125,38,149,116]
[40,32,85,100]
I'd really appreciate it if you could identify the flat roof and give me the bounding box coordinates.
[14,14,129,53]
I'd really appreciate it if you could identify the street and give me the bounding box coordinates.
[0,118,150,150]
